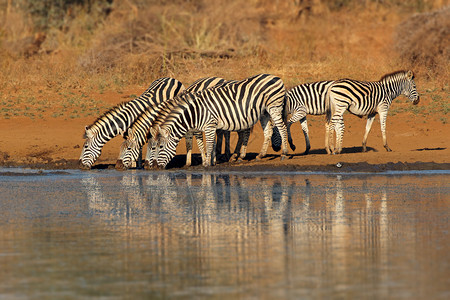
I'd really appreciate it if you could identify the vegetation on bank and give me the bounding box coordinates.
[0,0,448,121]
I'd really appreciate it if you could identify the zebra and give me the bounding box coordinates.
[326,70,419,154]
[117,77,229,170]
[78,77,185,170]
[155,73,289,169]
[271,80,335,155]
[215,128,252,162]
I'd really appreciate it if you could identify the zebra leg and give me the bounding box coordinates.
[268,107,288,160]
[379,111,392,152]
[325,121,333,154]
[256,115,273,161]
[193,131,206,165]
[334,116,345,154]
[224,131,231,161]
[237,129,250,162]
[185,131,194,167]
[229,130,251,162]
[204,127,217,167]
[215,130,223,161]
[300,117,311,155]
[230,132,241,162]
[286,122,296,152]
[362,114,376,152]
[286,109,305,152]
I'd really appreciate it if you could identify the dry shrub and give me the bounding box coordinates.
[79,0,278,81]
[395,6,450,78]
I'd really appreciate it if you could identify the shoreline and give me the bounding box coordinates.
[1,159,449,173]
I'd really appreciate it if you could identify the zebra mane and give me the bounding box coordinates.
[379,70,410,82]
[86,101,130,131]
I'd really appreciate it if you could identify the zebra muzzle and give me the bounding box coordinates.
[115,160,127,170]
[78,160,91,170]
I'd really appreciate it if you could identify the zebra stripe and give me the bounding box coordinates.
[271,80,334,154]
[117,77,228,169]
[156,73,288,168]
[78,77,184,169]
[326,70,419,154]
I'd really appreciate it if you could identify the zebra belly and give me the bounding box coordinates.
[348,102,376,117]
[216,116,258,132]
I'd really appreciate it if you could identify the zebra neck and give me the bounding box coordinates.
[381,79,404,102]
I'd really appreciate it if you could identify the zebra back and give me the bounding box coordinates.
[161,74,285,137]
[286,80,335,116]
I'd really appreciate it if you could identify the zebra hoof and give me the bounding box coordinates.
[255,155,263,161]
[280,155,287,161]
[229,154,238,162]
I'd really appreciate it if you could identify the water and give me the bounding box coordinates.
[0,168,449,299]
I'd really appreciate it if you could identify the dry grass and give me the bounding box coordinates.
[395,6,449,81]
[0,0,448,120]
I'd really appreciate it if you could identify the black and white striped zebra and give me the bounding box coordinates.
[117,77,228,169]
[272,80,335,154]
[156,73,288,169]
[326,70,419,154]
[78,77,184,169]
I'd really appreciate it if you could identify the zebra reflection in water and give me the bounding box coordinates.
[80,173,389,249]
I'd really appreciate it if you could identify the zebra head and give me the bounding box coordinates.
[120,128,141,169]
[144,126,161,169]
[79,126,102,170]
[403,70,419,105]
[115,133,130,170]
[156,126,180,169]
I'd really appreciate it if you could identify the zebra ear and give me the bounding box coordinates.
[83,126,88,138]
[159,126,169,138]
[84,126,94,139]
[153,125,161,140]
[406,70,414,79]
[149,127,157,139]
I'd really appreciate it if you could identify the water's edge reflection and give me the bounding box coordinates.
[0,170,448,299]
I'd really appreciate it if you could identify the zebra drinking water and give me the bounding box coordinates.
[78,77,184,169]
[325,70,419,154]
[117,77,230,169]
[156,73,289,169]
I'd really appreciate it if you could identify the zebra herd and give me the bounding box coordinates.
[79,70,419,170]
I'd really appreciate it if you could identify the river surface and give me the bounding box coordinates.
[0,168,449,299]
